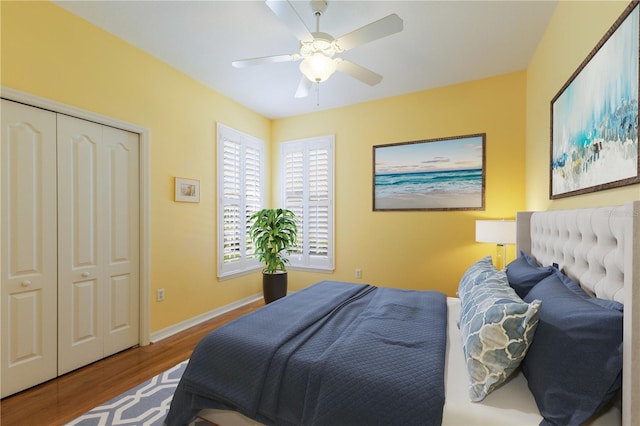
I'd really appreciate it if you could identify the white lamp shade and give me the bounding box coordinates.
[475,220,516,245]
[299,53,337,83]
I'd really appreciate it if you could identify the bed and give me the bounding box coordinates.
[165,201,640,426]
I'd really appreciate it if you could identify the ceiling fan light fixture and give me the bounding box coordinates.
[233,1,404,98]
[299,53,336,83]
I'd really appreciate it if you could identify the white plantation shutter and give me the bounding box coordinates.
[281,135,334,271]
[284,150,304,257]
[244,145,262,260]
[217,124,264,277]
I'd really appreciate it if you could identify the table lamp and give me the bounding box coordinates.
[475,219,516,270]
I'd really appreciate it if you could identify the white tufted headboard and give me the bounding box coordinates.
[515,201,640,426]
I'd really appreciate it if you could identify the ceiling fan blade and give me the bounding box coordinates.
[232,54,299,68]
[335,59,383,86]
[265,0,313,42]
[335,14,403,52]
[294,76,312,98]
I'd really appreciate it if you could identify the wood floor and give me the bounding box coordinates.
[0,299,265,426]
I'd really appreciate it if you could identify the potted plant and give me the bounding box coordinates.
[248,208,298,303]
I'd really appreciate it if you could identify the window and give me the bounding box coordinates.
[217,123,264,277]
[281,135,334,271]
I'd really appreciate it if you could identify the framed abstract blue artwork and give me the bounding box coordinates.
[373,133,485,211]
[550,1,639,199]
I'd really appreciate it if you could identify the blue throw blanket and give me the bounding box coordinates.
[166,281,447,426]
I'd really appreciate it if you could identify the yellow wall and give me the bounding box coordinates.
[0,0,542,334]
[274,71,527,296]
[526,0,640,210]
[1,1,271,331]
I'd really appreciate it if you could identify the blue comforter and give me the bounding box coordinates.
[165,281,448,426]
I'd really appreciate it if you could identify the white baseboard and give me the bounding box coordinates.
[149,293,263,343]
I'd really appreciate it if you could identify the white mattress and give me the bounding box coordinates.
[198,297,621,426]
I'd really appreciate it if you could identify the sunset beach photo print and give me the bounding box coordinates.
[373,133,485,211]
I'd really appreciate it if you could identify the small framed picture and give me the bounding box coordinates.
[175,177,200,203]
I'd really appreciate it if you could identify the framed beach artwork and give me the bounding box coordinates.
[550,1,639,199]
[373,133,485,211]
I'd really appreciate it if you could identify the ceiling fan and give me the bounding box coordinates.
[232,0,403,98]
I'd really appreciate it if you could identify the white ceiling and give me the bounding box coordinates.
[54,0,558,119]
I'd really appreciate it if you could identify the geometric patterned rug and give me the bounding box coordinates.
[65,360,207,426]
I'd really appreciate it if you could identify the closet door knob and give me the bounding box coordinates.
[21,280,31,287]
[82,272,90,278]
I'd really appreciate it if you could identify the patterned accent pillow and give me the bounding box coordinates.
[457,256,497,301]
[459,270,541,401]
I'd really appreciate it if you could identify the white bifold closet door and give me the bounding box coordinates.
[57,114,140,375]
[1,100,140,396]
[1,100,58,397]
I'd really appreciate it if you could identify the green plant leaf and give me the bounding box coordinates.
[248,208,298,273]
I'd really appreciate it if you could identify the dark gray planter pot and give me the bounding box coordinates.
[263,271,287,304]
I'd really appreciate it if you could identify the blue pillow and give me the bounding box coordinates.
[552,268,623,312]
[458,269,541,401]
[521,273,623,426]
[505,252,555,298]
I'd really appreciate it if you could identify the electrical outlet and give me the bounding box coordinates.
[355,269,362,279]
[157,288,165,302]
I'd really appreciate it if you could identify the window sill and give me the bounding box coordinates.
[217,266,262,280]
[288,265,334,274]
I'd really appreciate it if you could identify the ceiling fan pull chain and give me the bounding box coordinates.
[316,82,320,106]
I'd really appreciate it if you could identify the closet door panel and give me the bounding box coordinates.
[1,100,57,397]
[57,117,139,373]
[103,126,139,355]
[73,138,99,267]
[57,114,105,375]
